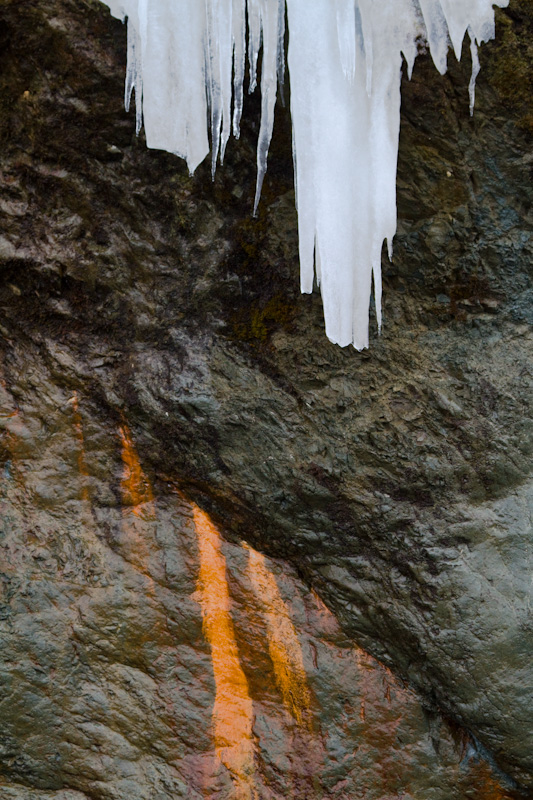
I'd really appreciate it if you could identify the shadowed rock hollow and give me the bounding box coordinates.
[0,0,532,796]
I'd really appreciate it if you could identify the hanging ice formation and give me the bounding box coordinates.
[102,0,508,350]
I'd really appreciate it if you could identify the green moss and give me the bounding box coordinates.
[231,294,294,344]
[234,211,270,262]
[434,177,469,211]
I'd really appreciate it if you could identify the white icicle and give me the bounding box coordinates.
[468,29,481,116]
[336,0,357,83]
[247,0,262,93]
[124,5,143,134]
[253,0,285,215]
[232,0,246,137]
[100,0,509,349]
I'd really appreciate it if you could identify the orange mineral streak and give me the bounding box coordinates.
[119,424,155,520]
[118,422,159,589]
[246,546,312,728]
[193,504,256,800]
[355,647,371,722]
[467,761,516,800]
[70,392,90,504]
[0,404,23,484]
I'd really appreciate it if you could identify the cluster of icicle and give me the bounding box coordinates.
[102,0,508,349]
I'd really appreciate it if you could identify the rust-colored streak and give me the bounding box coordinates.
[119,424,155,520]
[466,761,516,800]
[118,422,158,586]
[354,646,409,798]
[193,504,256,799]
[247,546,312,728]
[70,392,90,503]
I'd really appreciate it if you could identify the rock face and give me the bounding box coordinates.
[0,0,532,795]
[0,380,520,799]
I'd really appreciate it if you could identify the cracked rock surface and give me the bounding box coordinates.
[0,376,521,799]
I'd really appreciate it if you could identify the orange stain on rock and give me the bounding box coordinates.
[117,422,159,590]
[193,504,257,800]
[246,546,312,728]
[355,647,373,723]
[466,761,516,800]
[0,407,21,451]
[0,396,31,485]
[119,423,155,520]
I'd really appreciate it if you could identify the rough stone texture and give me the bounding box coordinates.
[0,378,520,799]
[0,0,532,794]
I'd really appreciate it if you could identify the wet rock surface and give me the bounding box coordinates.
[0,0,532,794]
[0,378,521,799]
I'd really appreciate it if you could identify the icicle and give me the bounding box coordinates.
[247,0,262,93]
[232,0,246,137]
[124,7,143,133]
[100,0,509,349]
[336,0,357,83]
[253,0,285,215]
[468,28,481,116]
[204,1,221,174]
